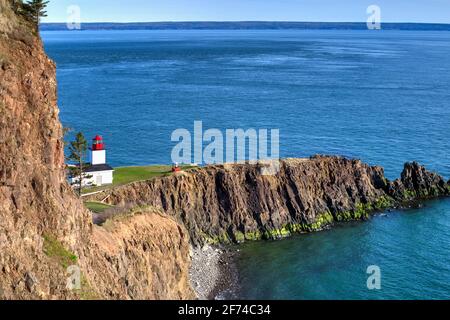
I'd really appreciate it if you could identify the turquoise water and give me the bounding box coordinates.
[41,30,450,299]
[237,199,450,300]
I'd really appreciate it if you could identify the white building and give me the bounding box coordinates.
[70,135,114,187]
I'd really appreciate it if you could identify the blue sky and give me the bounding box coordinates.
[42,0,450,23]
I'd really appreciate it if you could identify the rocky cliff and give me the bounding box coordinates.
[0,0,194,300]
[90,157,450,245]
[79,207,193,300]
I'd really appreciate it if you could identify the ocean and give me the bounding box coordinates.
[42,29,450,299]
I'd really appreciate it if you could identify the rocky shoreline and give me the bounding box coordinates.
[189,245,239,300]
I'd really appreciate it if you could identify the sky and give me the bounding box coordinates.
[42,0,450,23]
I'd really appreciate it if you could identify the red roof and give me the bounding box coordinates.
[93,135,103,141]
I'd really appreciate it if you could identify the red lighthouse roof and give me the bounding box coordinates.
[92,135,105,151]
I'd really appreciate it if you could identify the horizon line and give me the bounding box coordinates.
[41,21,450,25]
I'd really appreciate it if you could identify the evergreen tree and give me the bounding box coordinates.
[22,0,49,27]
[67,132,90,196]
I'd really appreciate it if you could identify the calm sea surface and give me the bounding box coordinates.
[42,30,450,299]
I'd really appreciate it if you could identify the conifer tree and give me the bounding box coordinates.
[68,132,90,196]
[22,0,49,27]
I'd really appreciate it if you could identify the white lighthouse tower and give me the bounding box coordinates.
[90,135,107,165]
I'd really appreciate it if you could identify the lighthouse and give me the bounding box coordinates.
[90,135,107,165]
[79,135,114,187]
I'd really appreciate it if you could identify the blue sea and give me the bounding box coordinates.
[42,29,450,299]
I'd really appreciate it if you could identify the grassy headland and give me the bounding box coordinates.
[113,165,175,185]
[82,164,195,195]
[82,164,195,212]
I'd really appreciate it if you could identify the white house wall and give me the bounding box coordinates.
[70,170,114,187]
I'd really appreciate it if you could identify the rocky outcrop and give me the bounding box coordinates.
[0,0,194,300]
[387,162,450,201]
[90,157,450,245]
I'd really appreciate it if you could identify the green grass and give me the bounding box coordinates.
[43,234,78,269]
[43,234,99,299]
[84,201,114,213]
[82,165,195,194]
[113,165,174,185]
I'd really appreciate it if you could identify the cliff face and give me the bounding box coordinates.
[80,208,193,300]
[92,157,450,245]
[0,0,89,299]
[0,0,194,300]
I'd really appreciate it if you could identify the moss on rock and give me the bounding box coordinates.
[244,230,263,241]
[43,234,78,269]
[233,231,245,243]
[201,198,399,244]
[373,196,395,210]
[206,212,338,244]
[403,189,417,200]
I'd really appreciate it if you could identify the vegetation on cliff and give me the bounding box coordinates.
[80,164,196,195]
[11,0,49,29]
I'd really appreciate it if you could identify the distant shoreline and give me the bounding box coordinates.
[40,21,450,32]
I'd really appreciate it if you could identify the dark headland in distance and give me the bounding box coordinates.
[40,21,450,31]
